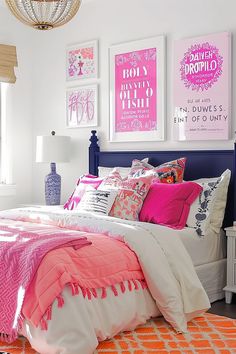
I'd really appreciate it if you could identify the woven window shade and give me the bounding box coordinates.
[0,44,18,83]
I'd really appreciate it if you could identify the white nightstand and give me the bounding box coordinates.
[223,226,236,304]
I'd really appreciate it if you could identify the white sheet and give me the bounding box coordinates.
[196,258,226,303]
[177,227,226,266]
[22,282,159,354]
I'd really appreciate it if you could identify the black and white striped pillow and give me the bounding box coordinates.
[76,189,117,215]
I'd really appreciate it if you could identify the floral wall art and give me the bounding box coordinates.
[173,32,231,141]
[66,40,98,81]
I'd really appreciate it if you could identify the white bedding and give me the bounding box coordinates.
[0,207,210,354]
[177,227,226,266]
[22,282,159,354]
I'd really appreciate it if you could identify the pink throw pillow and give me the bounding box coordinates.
[64,174,103,210]
[98,170,124,190]
[109,175,153,221]
[139,182,202,229]
[130,158,186,184]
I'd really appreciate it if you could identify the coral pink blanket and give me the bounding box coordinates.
[0,218,91,342]
[23,233,145,331]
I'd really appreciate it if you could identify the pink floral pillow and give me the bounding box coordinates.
[99,169,124,190]
[109,175,153,221]
[130,158,186,184]
[64,174,103,210]
[129,159,153,177]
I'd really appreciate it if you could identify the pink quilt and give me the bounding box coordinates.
[0,218,91,342]
[0,217,145,343]
[22,233,145,331]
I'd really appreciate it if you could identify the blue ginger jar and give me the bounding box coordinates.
[45,162,61,205]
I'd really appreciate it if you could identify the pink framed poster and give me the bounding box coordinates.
[173,32,231,141]
[66,84,98,128]
[110,36,165,142]
[66,40,98,81]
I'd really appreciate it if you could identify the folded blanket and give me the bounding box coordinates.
[22,234,145,330]
[0,218,91,342]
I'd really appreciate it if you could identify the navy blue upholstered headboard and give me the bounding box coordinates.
[89,130,236,227]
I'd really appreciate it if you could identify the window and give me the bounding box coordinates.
[0,82,8,184]
[0,82,15,195]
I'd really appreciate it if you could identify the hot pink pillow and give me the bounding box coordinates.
[64,174,103,210]
[139,182,202,229]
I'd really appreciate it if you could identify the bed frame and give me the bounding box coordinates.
[89,130,236,228]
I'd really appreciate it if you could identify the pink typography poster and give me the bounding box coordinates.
[115,48,157,133]
[173,32,231,140]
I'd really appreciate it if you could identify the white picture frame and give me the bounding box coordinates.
[66,40,98,81]
[66,84,98,128]
[109,36,165,142]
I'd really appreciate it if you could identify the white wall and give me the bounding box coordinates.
[0,5,34,208]
[27,0,236,203]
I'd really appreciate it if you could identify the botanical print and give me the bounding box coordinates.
[173,32,231,141]
[115,48,157,133]
[66,85,97,128]
[66,41,97,81]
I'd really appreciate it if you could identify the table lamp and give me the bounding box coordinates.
[36,131,71,205]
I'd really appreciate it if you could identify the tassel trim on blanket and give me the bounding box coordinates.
[39,279,148,331]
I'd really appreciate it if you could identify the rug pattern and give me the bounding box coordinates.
[0,313,235,353]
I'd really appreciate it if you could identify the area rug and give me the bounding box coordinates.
[0,313,235,353]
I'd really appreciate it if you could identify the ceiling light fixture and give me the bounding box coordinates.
[5,0,82,30]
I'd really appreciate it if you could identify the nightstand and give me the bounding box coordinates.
[223,226,236,304]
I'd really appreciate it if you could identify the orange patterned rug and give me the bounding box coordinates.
[0,313,235,353]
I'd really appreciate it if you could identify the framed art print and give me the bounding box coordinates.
[66,40,98,81]
[66,84,98,128]
[173,32,231,141]
[109,36,165,142]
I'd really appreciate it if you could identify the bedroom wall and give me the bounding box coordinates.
[31,0,236,204]
[0,4,33,209]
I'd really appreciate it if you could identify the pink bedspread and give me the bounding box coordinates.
[0,218,91,342]
[23,233,145,330]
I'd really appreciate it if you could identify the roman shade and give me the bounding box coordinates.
[0,44,18,83]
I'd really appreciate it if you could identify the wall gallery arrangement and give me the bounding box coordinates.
[173,32,231,141]
[64,32,232,140]
[109,36,165,142]
[66,40,98,128]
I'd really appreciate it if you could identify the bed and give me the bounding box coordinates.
[89,130,235,303]
[0,130,234,354]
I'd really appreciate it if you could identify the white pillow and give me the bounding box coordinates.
[98,166,131,179]
[186,169,231,236]
[76,189,117,215]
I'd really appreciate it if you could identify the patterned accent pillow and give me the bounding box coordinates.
[109,175,153,221]
[186,169,231,236]
[64,175,103,210]
[130,158,186,183]
[98,170,124,190]
[129,158,153,177]
[76,190,117,215]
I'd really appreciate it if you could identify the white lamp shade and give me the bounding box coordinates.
[36,135,71,163]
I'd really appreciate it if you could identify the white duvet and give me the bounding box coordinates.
[0,207,210,354]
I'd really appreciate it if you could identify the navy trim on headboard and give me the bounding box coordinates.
[89,131,236,227]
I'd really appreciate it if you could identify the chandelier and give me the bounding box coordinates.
[5,0,82,30]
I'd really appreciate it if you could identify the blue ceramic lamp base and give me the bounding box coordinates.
[45,162,61,205]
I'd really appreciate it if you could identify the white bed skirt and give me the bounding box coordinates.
[22,281,160,354]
